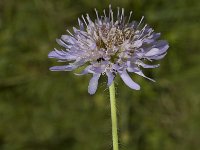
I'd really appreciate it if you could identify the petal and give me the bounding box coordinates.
[89,64,106,74]
[61,35,76,44]
[143,33,160,44]
[106,72,115,87]
[133,40,143,48]
[127,66,138,72]
[155,40,169,48]
[48,51,60,58]
[72,59,86,67]
[56,39,70,48]
[49,65,76,71]
[73,27,79,33]
[154,40,169,54]
[75,65,92,76]
[136,61,160,68]
[78,18,84,31]
[119,70,140,90]
[50,59,86,71]
[88,74,101,94]
[144,40,169,57]
[133,70,155,82]
[145,48,160,57]
[48,49,76,60]
[149,52,167,60]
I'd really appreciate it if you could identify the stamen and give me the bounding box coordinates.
[109,5,114,26]
[111,11,114,26]
[67,29,74,36]
[138,24,147,38]
[140,28,154,40]
[78,18,81,26]
[67,29,90,49]
[94,8,99,22]
[86,14,92,24]
[117,7,120,20]
[78,18,82,26]
[127,11,133,24]
[121,8,124,22]
[103,9,106,18]
[137,16,144,28]
[82,15,88,26]
[109,4,111,20]
[142,24,147,31]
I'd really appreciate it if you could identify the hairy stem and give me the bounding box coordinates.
[109,82,119,150]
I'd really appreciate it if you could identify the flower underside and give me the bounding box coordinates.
[48,5,169,94]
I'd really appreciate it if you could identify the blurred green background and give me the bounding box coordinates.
[0,0,200,150]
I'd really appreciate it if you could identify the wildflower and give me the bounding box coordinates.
[48,5,169,94]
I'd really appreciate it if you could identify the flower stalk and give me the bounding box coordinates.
[109,82,119,150]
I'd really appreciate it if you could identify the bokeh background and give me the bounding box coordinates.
[0,0,200,150]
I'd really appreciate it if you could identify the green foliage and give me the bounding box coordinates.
[0,0,200,149]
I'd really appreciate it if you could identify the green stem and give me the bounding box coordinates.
[109,82,119,150]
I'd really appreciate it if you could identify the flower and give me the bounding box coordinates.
[48,5,169,94]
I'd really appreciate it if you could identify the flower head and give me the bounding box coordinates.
[48,5,169,94]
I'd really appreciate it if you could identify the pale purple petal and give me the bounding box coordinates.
[143,40,169,58]
[133,40,143,48]
[143,33,160,44]
[61,35,76,44]
[48,49,76,60]
[133,70,155,82]
[145,48,160,57]
[56,39,70,48]
[50,58,86,71]
[136,61,160,68]
[49,65,76,71]
[78,18,85,31]
[88,74,101,94]
[149,52,167,60]
[106,72,115,86]
[119,70,140,90]
[152,40,169,54]
[75,65,92,75]
[72,59,86,67]
[89,64,106,74]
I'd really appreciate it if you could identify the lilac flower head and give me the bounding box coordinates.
[48,5,169,94]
